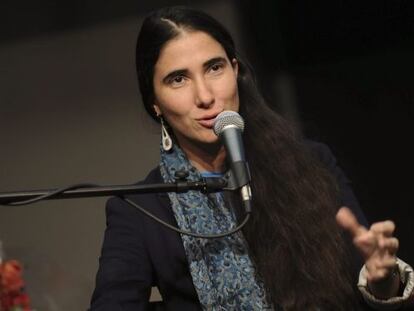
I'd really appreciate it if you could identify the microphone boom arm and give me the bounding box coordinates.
[0,178,227,206]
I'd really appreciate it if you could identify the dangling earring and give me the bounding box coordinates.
[160,117,173,151]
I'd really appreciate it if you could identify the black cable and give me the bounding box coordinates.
[3,182,251,238]
[5,183,98,206]
[121,196,251,239]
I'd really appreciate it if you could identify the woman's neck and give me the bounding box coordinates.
[178,139,226,173]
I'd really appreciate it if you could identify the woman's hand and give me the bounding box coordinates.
[336,207,401,299]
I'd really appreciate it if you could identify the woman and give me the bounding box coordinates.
[90,6,413,310]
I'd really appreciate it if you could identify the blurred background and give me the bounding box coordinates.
[0,0,413,310]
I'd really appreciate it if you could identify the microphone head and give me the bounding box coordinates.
[213,111,245,136]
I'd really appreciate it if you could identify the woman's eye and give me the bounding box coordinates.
[210,63,223,72]
[169,76,185,87]
[211,64,220,71]
[174,76,183,83]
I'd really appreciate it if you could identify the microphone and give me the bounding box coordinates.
[213,111,252,211]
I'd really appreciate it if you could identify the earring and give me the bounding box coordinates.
[160,117,173,151]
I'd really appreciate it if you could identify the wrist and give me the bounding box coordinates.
[367,267,401,299]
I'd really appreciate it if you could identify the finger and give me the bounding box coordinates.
[366,260,397,282]
[378,257,398,270]
[370,220,395,237]
[366,255,396,274]
[336,207,367,238]
[353,232,377,258]
[379,237,399,255]
[366,268,391,282]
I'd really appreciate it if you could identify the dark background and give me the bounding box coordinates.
[0,0,413,309]
[240,0,414,262]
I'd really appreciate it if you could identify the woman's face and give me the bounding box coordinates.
[153,30,239,150]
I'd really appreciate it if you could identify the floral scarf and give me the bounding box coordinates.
[160,143,273,310]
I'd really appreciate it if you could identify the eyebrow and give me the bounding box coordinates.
[162,56,228,84]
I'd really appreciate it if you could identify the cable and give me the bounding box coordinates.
[6,183,99,206]
[121,196,250,239]
[3,182,251,238]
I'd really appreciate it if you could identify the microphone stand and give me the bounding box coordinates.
[0,178,226,205]
[0,172,250,239]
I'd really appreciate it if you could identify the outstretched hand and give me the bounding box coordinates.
[336,207,400,298]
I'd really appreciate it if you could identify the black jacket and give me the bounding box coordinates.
[90,142,368,311]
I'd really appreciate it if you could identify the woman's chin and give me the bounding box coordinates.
[202,134,221,145]
[192,135,222,151]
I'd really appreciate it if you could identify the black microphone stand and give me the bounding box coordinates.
[0,179,226,205]
[0,171,251,239]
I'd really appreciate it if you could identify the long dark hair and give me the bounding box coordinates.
[136,6,359,310]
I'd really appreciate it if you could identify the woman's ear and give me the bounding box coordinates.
[231,58,239,78]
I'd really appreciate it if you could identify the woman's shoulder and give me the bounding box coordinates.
[304,139,369,226]
[141,166,162,184]
[303,139,348,183]
[303,140,337,165]
[105,166,162,216]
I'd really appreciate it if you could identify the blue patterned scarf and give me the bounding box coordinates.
[160,143,273,310]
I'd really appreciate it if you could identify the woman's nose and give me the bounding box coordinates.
[194,78,214,108]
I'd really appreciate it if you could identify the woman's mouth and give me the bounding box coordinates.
[196,115,217,128]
